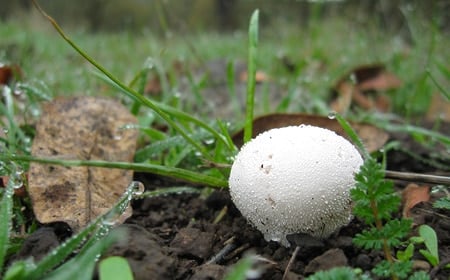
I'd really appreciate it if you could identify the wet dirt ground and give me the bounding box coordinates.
[12,168,450,280]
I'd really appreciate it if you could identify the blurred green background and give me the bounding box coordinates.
[1,0,448,36]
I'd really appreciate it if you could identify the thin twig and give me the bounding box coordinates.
[206,237,236,264]
[385,170,450,185]
[282,245,300,280]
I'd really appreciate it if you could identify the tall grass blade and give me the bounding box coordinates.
[0,154,228,188]
[335,114,370,159]
[0,167,15,275]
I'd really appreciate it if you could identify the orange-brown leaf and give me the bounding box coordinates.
[402,183,430,218]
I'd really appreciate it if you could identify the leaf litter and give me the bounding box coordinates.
[28,96,138,232]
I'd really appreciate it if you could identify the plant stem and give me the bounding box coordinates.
[0,154,228,188]
[385,170,450,185]
[370,200,398,280]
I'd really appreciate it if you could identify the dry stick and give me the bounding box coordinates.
[385,170,450,185]
[282,245,300,280]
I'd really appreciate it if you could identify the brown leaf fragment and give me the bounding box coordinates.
[402,183,430,218]
[0,63,23,85]
[331,64,402,113]
[232,113,389,153]
[28,96,138,232]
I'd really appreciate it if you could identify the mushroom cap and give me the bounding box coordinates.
[229,125,363,247]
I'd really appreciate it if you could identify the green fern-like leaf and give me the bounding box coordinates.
[372,259,412,279]
[353,227,385,250]
[382,219,413,247]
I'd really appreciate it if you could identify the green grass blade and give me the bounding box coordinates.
[19,181,137,279]
[383,123,450,146]
[92,71,233,151]
[243,10,259,144]
[427,68,449,101]
[43,229,125,280]
[0,169,15,275]
[25,222,98,279]
[335,114,370,159]
[0,154,228,188]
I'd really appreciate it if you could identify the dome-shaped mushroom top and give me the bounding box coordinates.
[229,125,363,247]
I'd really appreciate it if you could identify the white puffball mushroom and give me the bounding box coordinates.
[229,125,363,247]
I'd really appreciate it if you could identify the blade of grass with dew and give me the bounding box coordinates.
[243,10,259,144]
[9,221,99,280]
[217,120,238,153]
[43,229,125,280]
[0,154,228,188]
[335,113,370,159]
[92,71,233,151]
[134,186,200,200]
[31,1,214,161]
[12,180,139,279]
[0,167,16,275]
[6,183,131,279]
[128,67,150,115]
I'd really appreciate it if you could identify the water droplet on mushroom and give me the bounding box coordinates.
[327,111,336,119]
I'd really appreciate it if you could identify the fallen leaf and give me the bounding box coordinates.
[0,63,23,85]
[331,64,402,113]
[402,183,430,218]
[28,97,138,231]
[232,113,389,153]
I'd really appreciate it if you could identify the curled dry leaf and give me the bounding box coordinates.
[331,64,402,113]
[401,183,430,218]
[232,113,389,153]
[28,97,138,232]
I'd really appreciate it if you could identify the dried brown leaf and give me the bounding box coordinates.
[28,97,138,231]
[232,113,388,153]
[401,183,430,218]
[331,64,402,113]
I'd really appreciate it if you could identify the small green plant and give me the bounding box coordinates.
[433,197,450,210]
[351,157,413,280]
[407,224,450,270]
[336,115,428,280]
